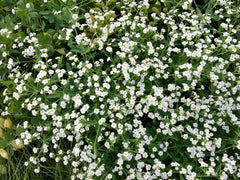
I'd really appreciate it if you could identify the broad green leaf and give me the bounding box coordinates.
[5,16,14,29]
[46,29,57,36]
[56,48,66,55]
[38,32,52,45]
[16,10,28,21]
[30,12,40,19]
[70,47,84,54]
[67,41,75,48]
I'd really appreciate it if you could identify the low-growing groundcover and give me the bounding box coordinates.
[0,0,240,179]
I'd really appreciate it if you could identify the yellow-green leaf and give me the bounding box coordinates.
[56,48,66,55]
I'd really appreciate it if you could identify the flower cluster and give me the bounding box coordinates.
[0,0,240,179]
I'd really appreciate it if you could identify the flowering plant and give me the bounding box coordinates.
[0,0,240,179]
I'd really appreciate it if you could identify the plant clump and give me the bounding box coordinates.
[0,0,240,179]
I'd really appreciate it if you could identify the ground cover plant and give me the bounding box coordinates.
[0,0,240,179]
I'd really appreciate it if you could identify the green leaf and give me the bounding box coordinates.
[67,41,75,48]
[47,14,56,23]
[51,73,58,83]
[39,11,51,15]
[102,123,113,129]
[180,174,185,180]
[0,139,8,149]
[16,128,25,136]
[0,79,12,87]
[49,0,62,10]
[81,120,98,126]
[57,56,65,68]
[30,12,40,19]
[195,6,202,16]
[56,48,66,55]
[0,35,10,44]
[5,16,14,29]
[0,14,4,23]
[31,118,40,126]
[16,10,28,22]
[70,48,82,54]
[46,92,62,99]
[31,23,37,30]
[8,102,17,114]
[61,10,71,23]
[66,62,71,71]
[3,129,13,141]
[46,29,57,36]
[38,32,52,45]
[11,31,25,40]
[41,20,46,30]
[86,52,97,60]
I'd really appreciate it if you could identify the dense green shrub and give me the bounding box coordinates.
[0,0,240,179]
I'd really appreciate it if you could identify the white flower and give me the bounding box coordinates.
[237,140,240,150]
[13,92,20,100]
[104,141,110,149]
[26,3,30,8]
[2,52,7,57]
[72,14,78,20]
[24,161,29,166]
[93,74,99,81]
[106,46,113,52]
[107,174,113,179]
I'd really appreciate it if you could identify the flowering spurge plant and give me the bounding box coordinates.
[0,0,240,179]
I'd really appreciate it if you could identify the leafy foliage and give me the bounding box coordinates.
[0,0,240,179]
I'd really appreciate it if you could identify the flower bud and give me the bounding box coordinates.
[4,118,12,129]
[90,15,95,23]
[155,0,161,5]
[89,28,95,33]
[152,7,160,14]
[92,38,97,44]
[0,149,8,159]
[163,7,168,13]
